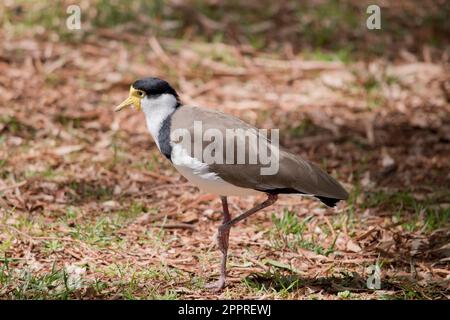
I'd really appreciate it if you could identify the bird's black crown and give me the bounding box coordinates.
[132,77,179,101]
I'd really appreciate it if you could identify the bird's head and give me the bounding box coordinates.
[115,77,180,112]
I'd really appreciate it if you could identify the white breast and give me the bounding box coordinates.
[141,98,260,196]
[171,144,260,196]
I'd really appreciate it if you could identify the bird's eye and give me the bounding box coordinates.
[137,91,144,97]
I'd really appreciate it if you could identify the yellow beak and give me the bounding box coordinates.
[114,86,142,112]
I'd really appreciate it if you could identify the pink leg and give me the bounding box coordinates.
[205,196,230,290]
[205,194,278,291]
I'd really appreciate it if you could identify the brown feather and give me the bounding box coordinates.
[170,106,348,202]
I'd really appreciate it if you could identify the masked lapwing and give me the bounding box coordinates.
[115,77,348,291]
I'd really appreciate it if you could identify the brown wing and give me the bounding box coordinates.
[170,105,348,201]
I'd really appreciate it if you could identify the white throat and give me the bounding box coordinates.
[141,94,178,149]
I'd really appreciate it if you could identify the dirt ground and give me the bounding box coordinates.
[0,1,449,299]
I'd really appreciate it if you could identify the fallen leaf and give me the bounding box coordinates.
[54,145,84,156]
[346,240,362,252]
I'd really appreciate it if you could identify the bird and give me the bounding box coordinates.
[115,77,348,291]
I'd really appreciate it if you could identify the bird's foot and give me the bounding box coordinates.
[204,278,225,292]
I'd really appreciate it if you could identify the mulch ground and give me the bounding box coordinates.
[0,27,449,299]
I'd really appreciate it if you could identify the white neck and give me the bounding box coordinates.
[141,94,178,149]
